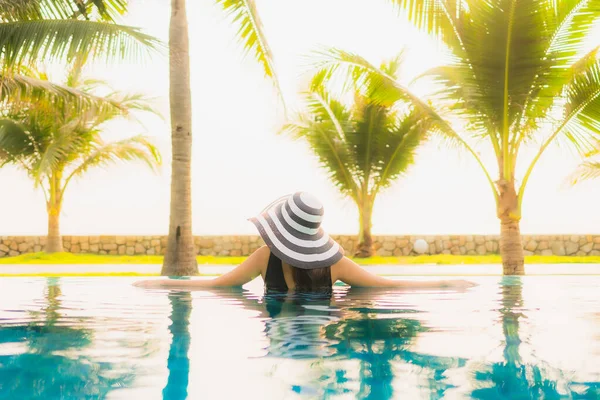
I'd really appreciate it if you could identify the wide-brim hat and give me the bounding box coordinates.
[249,192,344,269]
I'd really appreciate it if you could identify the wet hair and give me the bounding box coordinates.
[291,266,332,292]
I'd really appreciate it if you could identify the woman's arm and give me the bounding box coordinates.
[133,246,270,289]
[333,257,475,289]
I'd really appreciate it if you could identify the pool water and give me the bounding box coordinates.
[0,276,598,399]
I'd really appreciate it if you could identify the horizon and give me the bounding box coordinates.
[1,0,600,236]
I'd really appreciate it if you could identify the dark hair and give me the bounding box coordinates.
[291,266,332,291]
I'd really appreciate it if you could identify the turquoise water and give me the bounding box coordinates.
[0,276,598,399]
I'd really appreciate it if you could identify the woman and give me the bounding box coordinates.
[135,192,474,291]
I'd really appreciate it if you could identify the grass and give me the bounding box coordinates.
[0,272,162,277]
[1,252,600,265]
[0,252,246,265]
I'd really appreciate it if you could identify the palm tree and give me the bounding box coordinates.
[162,0,282,276]
[0,61,161,252]
[282,56,432,257]
[313,1,600,274]
[0,1,159,105]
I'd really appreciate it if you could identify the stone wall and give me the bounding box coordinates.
[2,234,600,258]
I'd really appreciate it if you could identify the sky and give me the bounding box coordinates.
[1,0,600,236]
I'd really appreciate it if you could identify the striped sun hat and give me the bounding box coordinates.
[249,192,344,269]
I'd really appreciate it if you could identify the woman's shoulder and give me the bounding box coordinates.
[255,245,271,259]
[252,245,272,271]
[330,256,352,282]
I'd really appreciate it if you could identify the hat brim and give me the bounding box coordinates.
[249,203,344,269]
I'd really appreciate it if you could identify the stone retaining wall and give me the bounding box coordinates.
[2,234,600,258]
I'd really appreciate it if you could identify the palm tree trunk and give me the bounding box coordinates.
[162,0,198,276]
[46,209,63,253]
[46,177,63,253]
[497,179,524,275]
[355,199,374,258]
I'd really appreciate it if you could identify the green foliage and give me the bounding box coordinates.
[317,0,600,209]
[215,0,284,105]
[283,54,431,203]
[0,60,161,201]
[0,20,159,68]
[215,0,274,78]
[569,140,600,184]
[0,0,128,22]
[0,1,161,109]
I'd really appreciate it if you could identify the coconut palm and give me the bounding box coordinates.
[313,1,600,274]
[0,61,161,252]
[0,0,159,106]
[282,56,432,257]
[162,0,281,276]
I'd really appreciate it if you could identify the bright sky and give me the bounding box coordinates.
[1,0,600,236]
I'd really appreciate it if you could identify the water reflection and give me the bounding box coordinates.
[0,278,598,399]
[470,278,600,399]
[162,292,192,400]
[0,278,134,399]
[323,288,466,399]
[201,287,467,399]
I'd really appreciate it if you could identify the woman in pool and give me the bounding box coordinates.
[135,192,474,291]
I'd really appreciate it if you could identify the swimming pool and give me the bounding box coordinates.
[0,276,598,399]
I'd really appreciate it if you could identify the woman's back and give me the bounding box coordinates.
[265,252,332,292]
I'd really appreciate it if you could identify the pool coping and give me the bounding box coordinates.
[0,263,599,276]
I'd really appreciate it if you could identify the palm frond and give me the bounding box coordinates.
[569,160,600,185]
[31,118,88,184]
[63,135,161,190]
[281,89,358,198]
[0,73,124,112]
[0,118,35,167]
[103,92,161,117]
[78,0,129,22]
[379,50,407,79]
[78,77,110,92]
[548,0,600,67]
[516,1,600,137]
[0,20,161,68]
[311,46,499,199]
[424,64,497,139]
[561,58,600,155]
[347,99,389,187]
[386,0,468,54]
[0,0,128,22]
[215,0,284,103]
[285,57,434,201]
[311,48,397,101]
[374,108,430,190]
[518,58,600,202]
[311,48,470,148]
